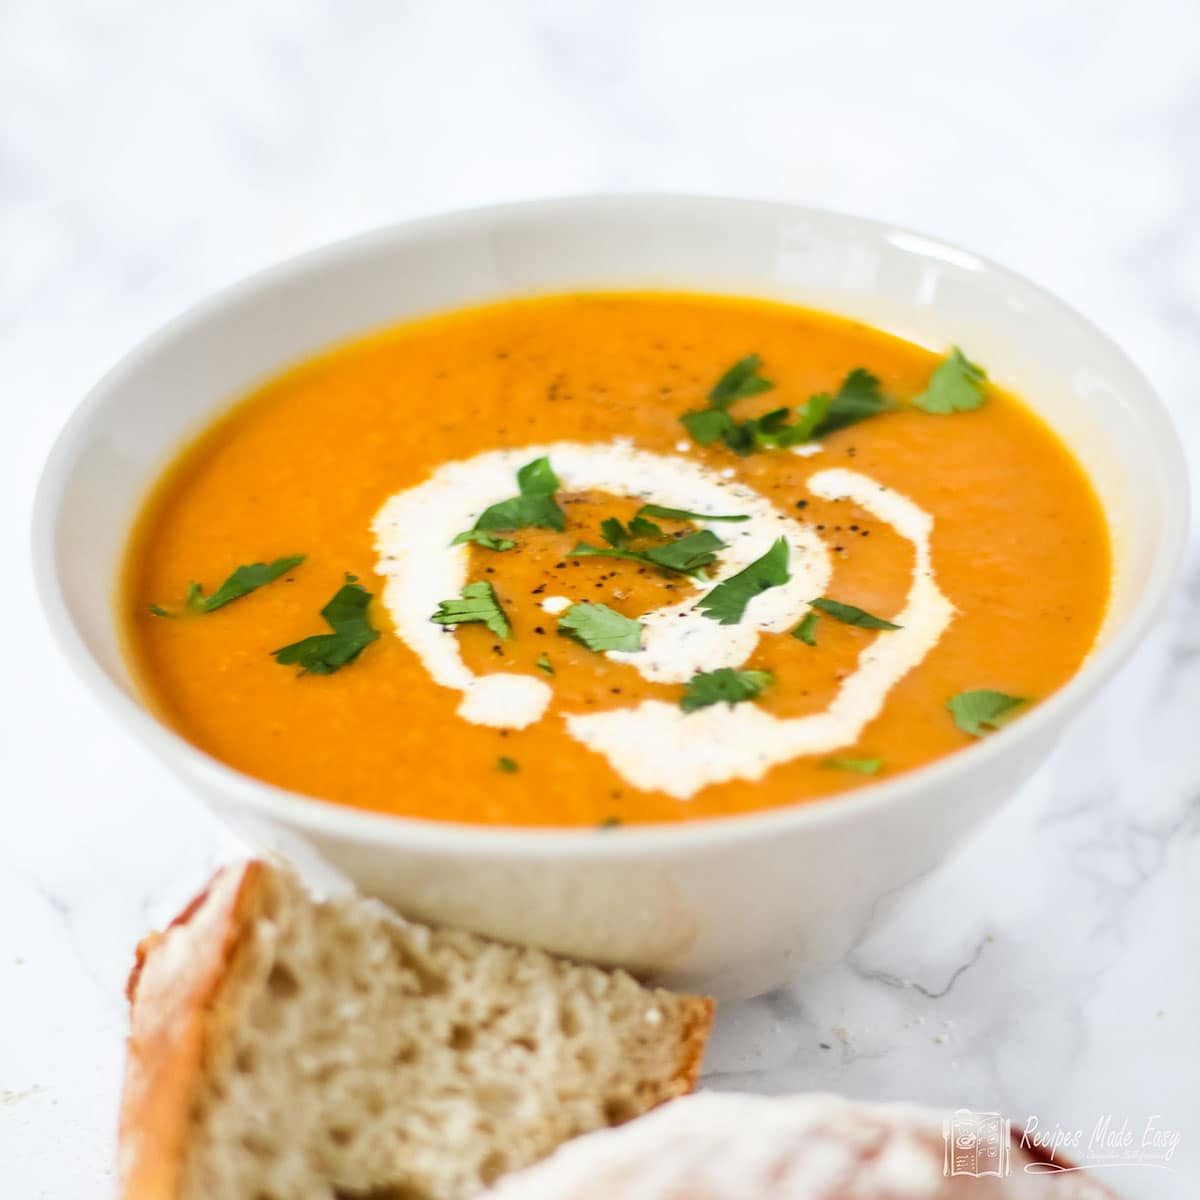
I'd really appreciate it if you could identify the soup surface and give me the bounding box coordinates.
[123,293,1110,827]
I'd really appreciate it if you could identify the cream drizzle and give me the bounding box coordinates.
[566,467,955,796]
[372,444,954,795]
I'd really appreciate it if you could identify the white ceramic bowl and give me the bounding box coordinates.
[33,196,1187,998]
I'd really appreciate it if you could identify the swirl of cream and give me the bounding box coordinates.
[566,467,955,796]
[373,444,954,796]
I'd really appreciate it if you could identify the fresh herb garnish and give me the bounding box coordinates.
[557,602,643,653]
[569,528,725,577]
[567,543,648,569]
[627,515,663,538]
[588,508,747,573]
[430,580,511,640]
[913,347,988,414]
[450,530,516,552]
[752,368,893,449]
[822,756,884,775]
[680,407,740,448]
[601,516,630,548]
[535,653,555,676]
[680,667,773,713]
[745,406,793,448]
[680,354,774,448]
[515,455,557,493]
[497,756,519,773]
[681,364,891,455]
[708,354,774,407]
[152,554,306,617]
[643,530,725,573]
[599,514,664,548]
[696,538,790,625]
[636,504,750,524]
[809,598,901,631]
[786,393,831,443]
[947,689,1025,737]
[811,368,893,436]
[272,574,379,675]
[199,556,306,611]
[471,456,565,533]
[792,611,820,646]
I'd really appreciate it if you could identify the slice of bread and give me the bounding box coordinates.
[118,860,712,1200]
[486,1092,1120,1199]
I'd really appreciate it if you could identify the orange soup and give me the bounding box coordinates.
[122,293,1110,827]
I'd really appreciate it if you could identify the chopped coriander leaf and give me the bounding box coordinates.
[759,369,891,447]
[153,554,306,617]
[473,456,565,532]
[473,492,564,533]
[600,516,630,548]
[516,456,559,494]
[430,580,511,640]
[947,689,1025,737]
[636,504,749,524]
[569,528,724,577]
[535,653,555,676]
[497,756,519,773]
[558,602,643,653]
[450,529,516,551]
[792,611,820,646]
[568,542,654,569]
[708,353,774,408]
[822,756,884,775]
[196,555,306,612]
[645,529,724,573]
[722,411,782,453]
[682,365,893,454]
[680,406,738,447]
[626,515,663,539]
[598,816,623,829]
[726,412,774,452]
[272,574,380,675]
[696,538,790,625]
[755,407,792,436]
[817,368,892,434]
[913,347,988,414]
[810,598,901,631]
[744,403,811,451]
[719,415,759,457]
[680,667,772,713]
[566,542,652,568]
[599,515,662,547]
[680,355,775,452]
[787,392,832,443]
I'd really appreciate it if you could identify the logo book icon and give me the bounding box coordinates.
[943,1109,1012,1178]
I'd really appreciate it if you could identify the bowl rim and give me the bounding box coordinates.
[31,192,1191,861]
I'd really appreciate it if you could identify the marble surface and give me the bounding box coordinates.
[3,1,1198,1195]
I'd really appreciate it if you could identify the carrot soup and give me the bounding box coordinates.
[121,293,1110,827]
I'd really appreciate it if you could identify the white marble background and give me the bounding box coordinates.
[3,1,1198,1196]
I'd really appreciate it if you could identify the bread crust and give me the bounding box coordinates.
[118,861,266,1200]
[669,996,714,1098]
[117,860,712,1199]
[488,1092,1121,1199]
